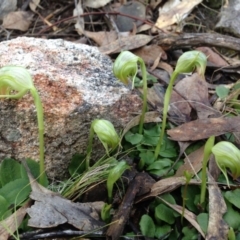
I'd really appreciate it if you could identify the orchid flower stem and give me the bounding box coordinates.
[31,90,45,185]
[86,124,94,170]
[138,60,148,134]
[200,136,215,206]
[154,71,178,159]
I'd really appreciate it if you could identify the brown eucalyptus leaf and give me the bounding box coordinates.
[99,34,154,54]
[175,146,204,177]
[137,176,200,202]
[174,73,220,119]
[206,173,228,240]
[2,11,33,31]
[167,116,240,141]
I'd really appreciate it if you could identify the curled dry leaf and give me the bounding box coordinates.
[2,11,33,31]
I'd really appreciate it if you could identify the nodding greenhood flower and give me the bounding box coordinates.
[113,51,140,85]
[113,51,148,134]
[92,119,119,154]
[175,51,207,78]
[212,141,240,186]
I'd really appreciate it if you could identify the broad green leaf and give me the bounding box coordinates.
[216,85,230,99]
[144,124,161,136]
[147,159,173,176]
[225,189,240,209]
[139,150,155,165]
[147,159,172,171]
[68,154,86,177]
[197,213,208,234]
[142,134,159,146]
[155,204,175,224]
[224,200,240,230]
[21,159,48,187]
[0,158,22,186]
[0,195,9,219]
[139,214,155,238]
[0,178,31,206]
[181,185,200,213]
[124,131,143,145]
[155,224,171,239]
[182,226,198,240]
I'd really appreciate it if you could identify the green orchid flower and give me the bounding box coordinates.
[212,141,240,187]
[113,51,148,134]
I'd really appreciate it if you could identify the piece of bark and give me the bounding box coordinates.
[106,172,144,239]
[155,32,240,52]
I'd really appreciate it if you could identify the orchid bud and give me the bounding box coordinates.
[174,51,207,78]
[212,141,240,186]
[92,119,119,154]
[113,50,142,86]
[107,160,130,202]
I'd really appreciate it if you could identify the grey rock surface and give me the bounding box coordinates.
[0,37,142,179]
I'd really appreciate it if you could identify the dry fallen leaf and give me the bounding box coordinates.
[23,163,104,231]
[29,0,40,12]
[84,31,118,47]
[133,45,167,66]
[99,34,154,54]
[175,146,204,177]
[0,201,31,240]
[2,11,33,31]
[174,73,220,119]
[167,115,240,141]
[206,173,228,240]
[137,176,200,202]
[196,47,229,67]
[155,0,202,29]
